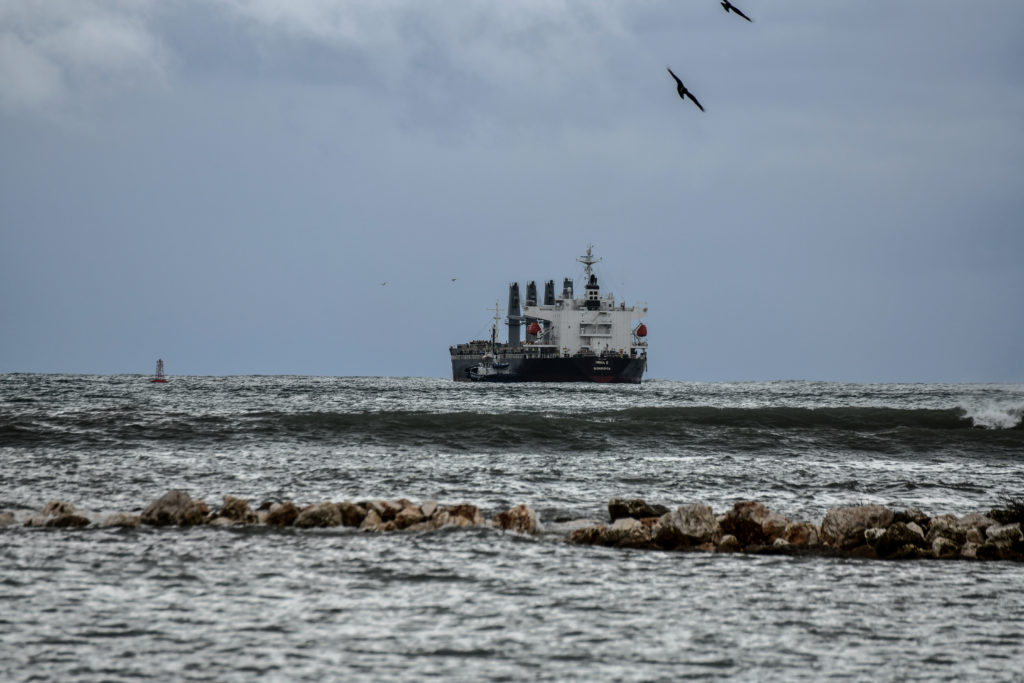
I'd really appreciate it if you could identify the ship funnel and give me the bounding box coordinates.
[544,280,555,306]
[562,277,574,299]
[525,281,537,307]
[507,282,521,347]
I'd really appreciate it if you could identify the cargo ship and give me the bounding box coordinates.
[450,246,648,383]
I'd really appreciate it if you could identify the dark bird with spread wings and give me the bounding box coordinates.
[666,67,704,112]
[721,0,753,22]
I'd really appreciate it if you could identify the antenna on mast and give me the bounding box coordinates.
[491,300,501,352]
[577,244,602,279]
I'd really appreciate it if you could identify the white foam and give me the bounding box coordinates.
[959,400,1024,430]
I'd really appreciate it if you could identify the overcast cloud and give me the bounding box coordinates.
[2,1,1022,381]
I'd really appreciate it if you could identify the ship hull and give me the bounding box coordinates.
[451,355,645,383]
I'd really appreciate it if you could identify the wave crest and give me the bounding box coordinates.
[957,401,1024,430]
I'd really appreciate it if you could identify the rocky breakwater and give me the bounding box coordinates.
[4,491,1022,562]
[1,490,539,537]
[568,497,1024,562]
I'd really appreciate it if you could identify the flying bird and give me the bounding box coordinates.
[721,0,753,22]
[666,67,704,112]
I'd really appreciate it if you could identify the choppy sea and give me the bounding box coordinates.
[2,374,1023,681]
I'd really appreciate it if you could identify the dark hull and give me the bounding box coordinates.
[452,355,646,383]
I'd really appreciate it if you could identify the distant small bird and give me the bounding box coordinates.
[381,282,387,286]
[451,278,457,282]
[721,0,753,22]
[666,67,704,112]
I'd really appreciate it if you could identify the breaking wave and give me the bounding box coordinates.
[247,405,1024,439]
[956,400,1024,430]
[4,405,1019,453]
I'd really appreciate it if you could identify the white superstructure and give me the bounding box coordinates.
[521,246,647,357]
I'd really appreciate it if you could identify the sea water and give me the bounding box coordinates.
[2,374,1023,680]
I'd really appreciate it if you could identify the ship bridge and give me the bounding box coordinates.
[519,246,647,356]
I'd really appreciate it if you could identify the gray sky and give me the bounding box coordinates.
[2,1,1022,381]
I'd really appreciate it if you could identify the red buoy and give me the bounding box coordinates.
[527,322,542,335]
[635,324,647,337]
[150,359,169,383]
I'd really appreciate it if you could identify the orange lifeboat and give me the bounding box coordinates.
[527,322,542,335]
[635,324,647,337]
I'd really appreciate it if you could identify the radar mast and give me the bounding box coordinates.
[577,244,602,279]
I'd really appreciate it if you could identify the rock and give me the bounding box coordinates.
[783,522,820,547]
[820,505,895,550]
[369,500,402,521]
[212,496,257,524]
[265,502,299,527]
[0,511,15,526]
[294,502,342,528]
[894,506,929,526]
[336,501,367,527]
[892,544,927,560]
[604,517,653,549]
[988,500,1024,526]
[394,505,424,530]
[42,500,76,517]
[960,542,979,559]
[720,501,790,546]
[568,524,608,546]
[965,528,985,545]
[986,522,1023,544]
[865,522,927,558]
[565,518,659,548]
[864,528,885,546]
[848,545,878,559]
[926,515,966,546]
[436,504,485,527]
[608,498,669,522]
[931,536,960,559]
[420,500,439,519]
[102,512,140,527]
[653,503,718,549]
[975,543,1002,561]
[999,546,1024,561]
[141,490,195,526]
[492,504,539,535]
[360,508,384,531]
[745,540,813,556]
[717,534,742,552]
[179,500,210,526]
[45,513,90,528]
[958,512,997,532]
[986,524,1024,559]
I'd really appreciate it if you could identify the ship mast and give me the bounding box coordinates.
[577,244,602,280]
[490,300,501,353]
